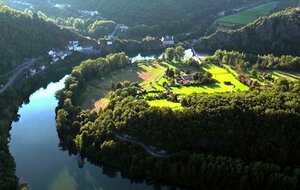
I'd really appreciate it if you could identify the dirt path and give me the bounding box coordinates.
[114,133,168,158]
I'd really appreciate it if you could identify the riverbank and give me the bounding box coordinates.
[0,52,97,189]
[1,46,181,189]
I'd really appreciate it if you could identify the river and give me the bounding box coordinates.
[9,50,207,190]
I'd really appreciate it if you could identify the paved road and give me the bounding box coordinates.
[114,133,168,158]
[0,58,40,93]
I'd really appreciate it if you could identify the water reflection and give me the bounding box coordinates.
[9,76,158,190]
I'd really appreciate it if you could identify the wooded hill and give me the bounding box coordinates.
[53,0,269,38]
[55,52,300,189]
[196,8,300,55]
[0,3,83,75]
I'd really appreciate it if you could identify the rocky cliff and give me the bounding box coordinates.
[196,8,300,55]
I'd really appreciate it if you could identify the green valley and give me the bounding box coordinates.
[0,0,300,190]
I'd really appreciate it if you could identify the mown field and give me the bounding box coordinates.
[215,1,278,30]
[272,70,300,81]
[170,64,248,96]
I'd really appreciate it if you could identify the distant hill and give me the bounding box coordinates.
[0,3,83,74]
[196,8,300,55]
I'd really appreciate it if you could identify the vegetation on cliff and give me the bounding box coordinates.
[197,8,300,55]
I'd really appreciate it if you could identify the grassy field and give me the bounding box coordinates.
[172,64,248,96]
[216,1,278,30]
[80,61,250,111]
[272,71,300,82]
[147,100,182,110]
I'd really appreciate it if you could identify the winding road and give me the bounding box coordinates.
[0,58,40,93]
[114,133,168,158]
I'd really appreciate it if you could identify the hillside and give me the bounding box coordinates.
[196,8,300,55]
[3,0,271,39]
[52,0,255,24]
[55,51,300,189]
[0,3,83,75]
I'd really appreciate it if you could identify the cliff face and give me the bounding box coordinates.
[196,8,300,55]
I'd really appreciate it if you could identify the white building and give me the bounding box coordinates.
[30,69,36,76]
[48,50,56,57]
[53,57,59,63]
[40,65,46,71]
[76,46,83,52]
[161,35,175,46]
[68,41,79,51]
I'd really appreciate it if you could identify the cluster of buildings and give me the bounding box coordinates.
[48,50,68,64]
[173,69,196,86]
[22,40,97,78]
[28,65,46,77]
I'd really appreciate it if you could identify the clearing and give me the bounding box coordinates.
[79,61,249,111]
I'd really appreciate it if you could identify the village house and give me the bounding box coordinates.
[53,57,59,63]
[161,35,175,46]
[29,69,36,76]
[56,52,64,59]
[68,41,79,51]
[48,50,56,57]
[74,46,83,52]
[40,65,46,71]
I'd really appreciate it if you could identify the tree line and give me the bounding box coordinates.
[209,49,300,71]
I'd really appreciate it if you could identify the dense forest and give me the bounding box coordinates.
[196,8,300,55]
[1,0,300,188]
[0,3,84,75]
[56,52,300,189]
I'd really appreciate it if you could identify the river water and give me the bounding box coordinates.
[9,51,207,190]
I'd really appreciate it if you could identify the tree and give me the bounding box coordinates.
[175,46,185,61]
[165,48,176,62]
[88,20,116,38]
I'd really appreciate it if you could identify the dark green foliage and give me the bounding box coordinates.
[56,51,300,189]
[87,20,116,38]
[0,3,81,75]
